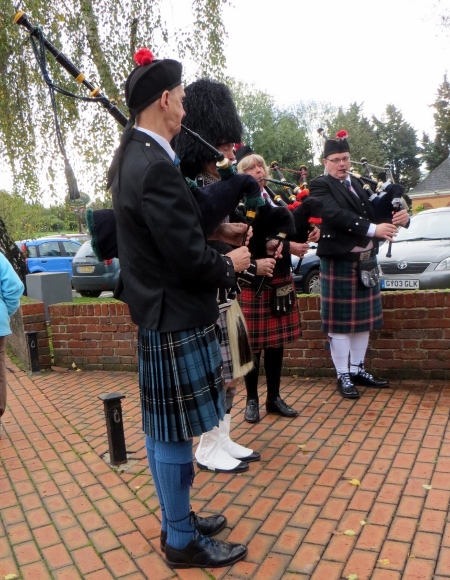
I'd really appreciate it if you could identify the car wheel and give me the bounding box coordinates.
[79,290,102,298]
[304,269,320,294]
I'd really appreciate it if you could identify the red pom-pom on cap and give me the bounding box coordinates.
[134,48,155,66]
[234,142,245,151]
[336,130,348,140]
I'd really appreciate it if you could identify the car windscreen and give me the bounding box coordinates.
[394,211,450,242]
[74,241,96,259]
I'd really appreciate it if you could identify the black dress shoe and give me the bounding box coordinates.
[351,369,389,388]
[244,400,260,423]
[161,512,227,552]
[236,451,260,462]
[337,374,360,399]
[165,529,247,569]
[265,396,299,418]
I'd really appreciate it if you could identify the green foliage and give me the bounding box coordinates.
[421,74,450,172]
[230,79,312,182]
[0,0,231,202]
[0,189,88,240]
[372,105,421,190]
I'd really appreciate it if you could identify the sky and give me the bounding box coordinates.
[3,0,449,199]
[217,0,449,138]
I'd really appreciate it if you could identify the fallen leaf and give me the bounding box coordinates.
[135,486,141,490]
[76,368,82,372]
[348,479,361,486]
[298,444,306,449]
[378,558,390,565]
[343,530,356,536]
[346,574,358,580]
[71,362,77,369]
[360,520,366,526]
[422,484,432,490]
[5,574,18,580]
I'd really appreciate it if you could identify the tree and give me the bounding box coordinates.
[0,0,231,201]
[230,80,312,182]
[421,74,450,171]
[372,105,421,190]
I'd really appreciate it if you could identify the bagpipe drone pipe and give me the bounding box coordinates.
[14,12,265,258]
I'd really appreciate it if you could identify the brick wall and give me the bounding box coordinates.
[9,300,51,371]
[284,290,450,380]
[10,292,450,379]
[49,302,137,371]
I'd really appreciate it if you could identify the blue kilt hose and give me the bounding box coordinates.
[238,274,301,352]
[138,324,226,442]
[320,257,383,334]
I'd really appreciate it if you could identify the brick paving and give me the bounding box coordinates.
[1,359,450,579]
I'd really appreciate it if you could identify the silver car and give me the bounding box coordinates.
[378,207,450,290]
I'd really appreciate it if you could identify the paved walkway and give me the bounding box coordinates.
[1,359,450,579]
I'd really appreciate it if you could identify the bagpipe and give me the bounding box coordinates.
[14,11,264,249]
[263,163,323,244]
[246,162,322,297]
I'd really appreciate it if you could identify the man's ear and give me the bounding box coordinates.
[160,90,170,109]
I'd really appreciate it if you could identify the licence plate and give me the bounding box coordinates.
[381,279,419,289]
[77,266,95,273]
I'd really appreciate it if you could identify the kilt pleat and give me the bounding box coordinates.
[238,275,301,352]
[217,309,233,384]
[320,257,383,334]
[138,324,225,442]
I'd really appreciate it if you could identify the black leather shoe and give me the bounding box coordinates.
[265,396,299,418]
[244,400,260,423]
[351,369,389,388]
[161,512,227,552]
[337,374,360,399]
[236,451,260,462]
[165,529,247,568]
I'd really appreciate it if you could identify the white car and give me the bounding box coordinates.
[378,207,450,290]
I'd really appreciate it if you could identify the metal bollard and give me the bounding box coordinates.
[98,392,127,465]
[24,330,40,374]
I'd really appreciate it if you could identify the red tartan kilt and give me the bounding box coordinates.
[238,274,301,352]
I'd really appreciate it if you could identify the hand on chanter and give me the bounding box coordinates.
[210,222,252,246]
[256,258,277,277]
[392,209,409,227]
[289,241,309,259]
[308,226,321,243]
[266,238,283,259]
[375,222,399,242]
[226,246,251,272]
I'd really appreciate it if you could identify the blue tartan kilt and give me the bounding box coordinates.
[320,257,383,334]
[138,324,225,442]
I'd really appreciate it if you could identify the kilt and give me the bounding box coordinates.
[320,257,383,334]
[217,308,233,384]
[138,324,225,442]
[238,274,301,352]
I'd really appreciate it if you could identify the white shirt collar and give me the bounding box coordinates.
[135,126,176,162]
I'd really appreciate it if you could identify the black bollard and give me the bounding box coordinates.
[98,392,127,465]
[24,330,40,374]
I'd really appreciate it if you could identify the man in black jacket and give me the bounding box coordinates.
[310,131,409,399]
[108,48,248,569]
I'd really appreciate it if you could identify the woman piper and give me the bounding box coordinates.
[236,149,320,423]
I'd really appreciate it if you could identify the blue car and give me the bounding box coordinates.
[18,236,83,278]
[291,244,321,294]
